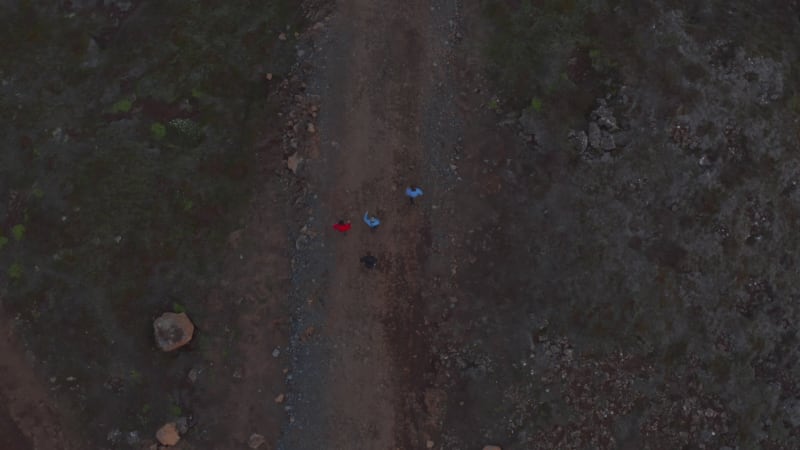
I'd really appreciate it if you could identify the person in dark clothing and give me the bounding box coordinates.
[360,252,378,269]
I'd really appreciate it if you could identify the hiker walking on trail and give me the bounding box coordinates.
[333,219,352,234]
[405,185,424,204]
[360,252,378,269]
[363,211,381,230]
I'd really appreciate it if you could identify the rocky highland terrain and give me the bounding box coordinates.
[1,1,800,449]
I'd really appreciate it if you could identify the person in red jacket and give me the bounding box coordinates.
[333,220,352,234]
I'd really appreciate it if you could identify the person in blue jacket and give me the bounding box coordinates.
[363,211,381,230]
[405,185,423,204]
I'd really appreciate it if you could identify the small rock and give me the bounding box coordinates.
[307,123,316,133]
[286,152,302,174]
[266,73,273,80]
[614,131,632,147]
[275,393,285,403]
[278,32,287,41]
[591,104,618,130]
[272,348,281,358]
[426,440,435,448]
[567,130,588,152]
[155,423,180,446]
[599,131,616,151]
[587,122,601,149]
[125,430,140,446]
[187,368,199,384]
[153,313,195,352]
[176,416,189,434]
[248,433,266,449]
[482,446,502,450]
[107,429,122,444]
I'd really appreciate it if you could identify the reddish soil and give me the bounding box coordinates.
[0,310,80,450]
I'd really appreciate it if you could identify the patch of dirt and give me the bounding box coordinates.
[0,310,80,449]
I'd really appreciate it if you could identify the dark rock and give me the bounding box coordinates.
[599,131,616,151]
[567,130,588,152]
[587,122,601,149]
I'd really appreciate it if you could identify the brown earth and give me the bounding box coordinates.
[0,308,80,450]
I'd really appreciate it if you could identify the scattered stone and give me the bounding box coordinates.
[278,32,287,41]
[266,73,273,80]
[187,368,199,384]
[614,130,632,148]
[275,393,285,403]
[587,122,601,149]
[272,348,281,358]
[567,130,588,152]
[591,104,618,130]
[599,131,616,151]
[426,439,435,448]
[248,433,266,449]
[286,152,302,174]
[176,416,189,434]
[125,430,140,446]
[482,446,502,450]
[107,428,122,444]
[153,312,195,352]
[155,422,180,446]
[307,123,316,133]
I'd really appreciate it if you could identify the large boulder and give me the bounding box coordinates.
[153,312,195,352]
[156,422,180,446]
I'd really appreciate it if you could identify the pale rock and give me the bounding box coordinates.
[248,433,266,449]
[155,422,180,446]
[286,152,302,174]
[153,313,194,352]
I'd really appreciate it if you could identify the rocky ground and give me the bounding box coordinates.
[2,0,800,449]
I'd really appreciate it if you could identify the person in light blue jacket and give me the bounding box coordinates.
[363,211,381,230]
[405,185,423,204]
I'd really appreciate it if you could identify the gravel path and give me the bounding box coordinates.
[279,1,462,449]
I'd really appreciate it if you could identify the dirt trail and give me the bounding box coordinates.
[282,1,448,449]
[0,310,80,450]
